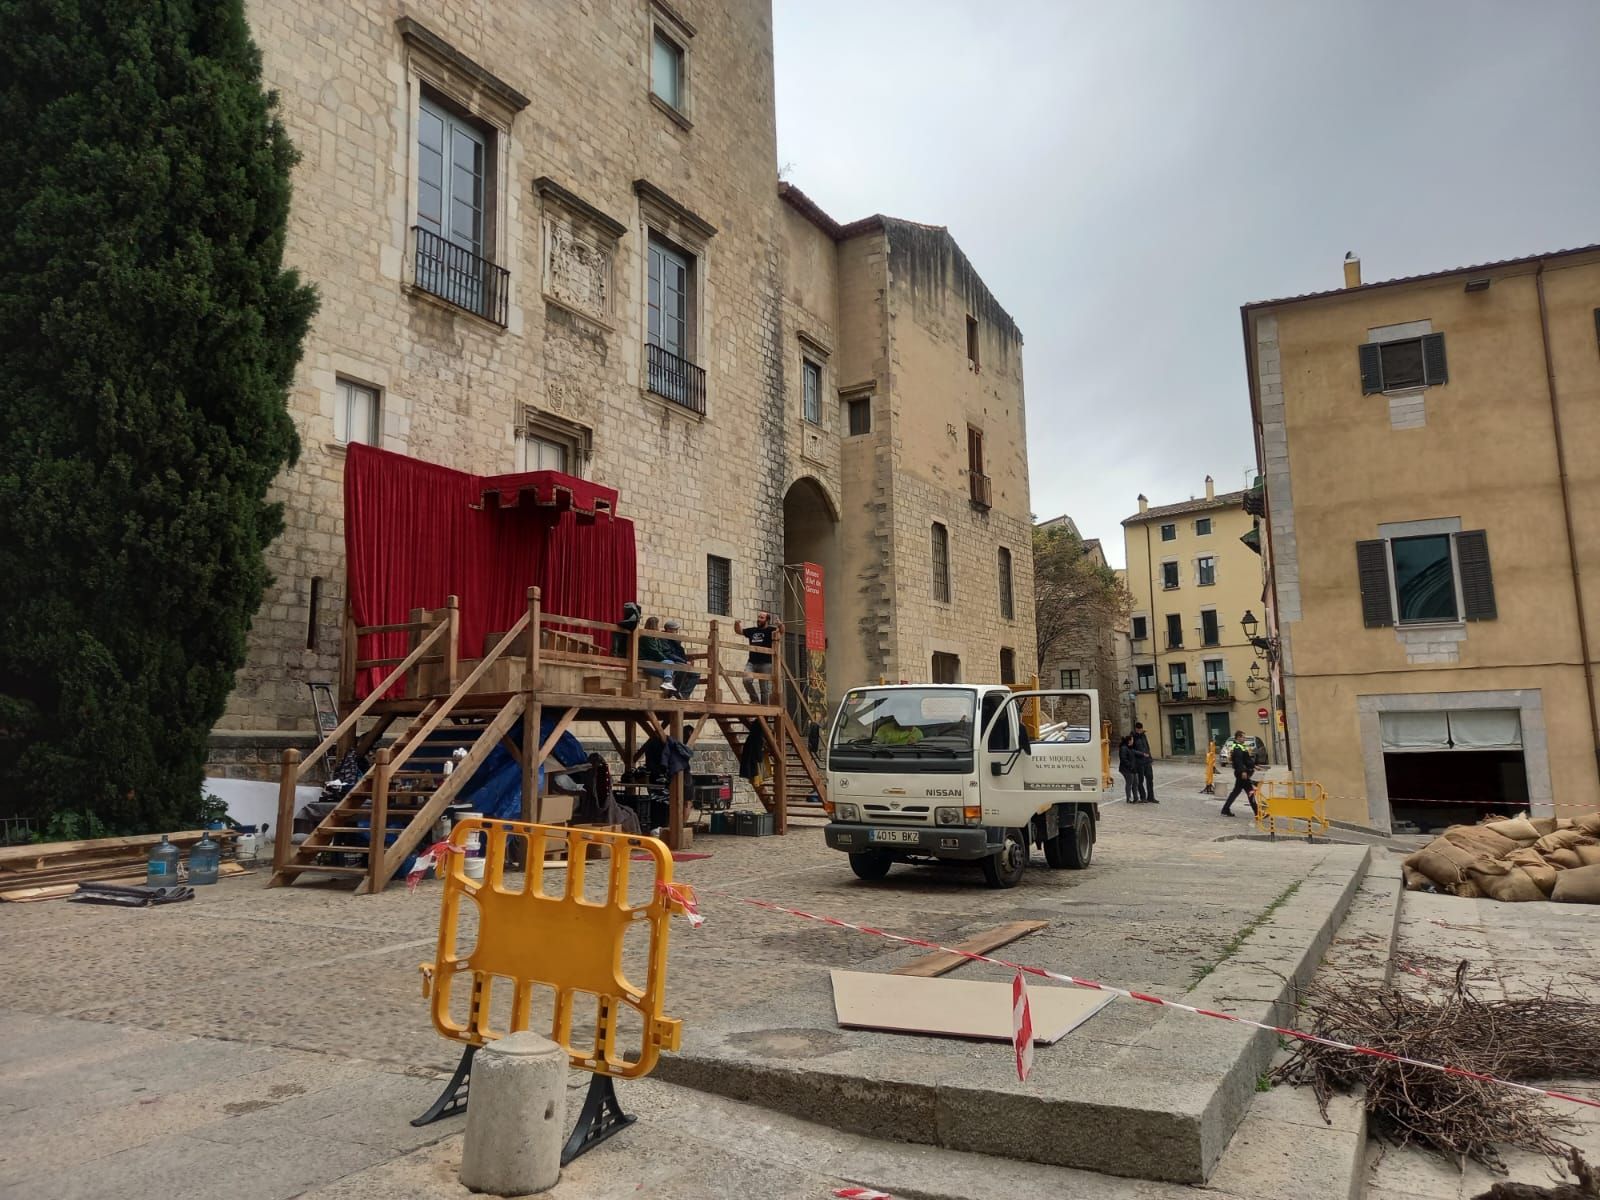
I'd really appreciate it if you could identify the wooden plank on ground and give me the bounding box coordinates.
[0,828,235,868]
[890,919,1048,979]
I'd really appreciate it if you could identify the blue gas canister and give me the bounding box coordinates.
[146,835,181,886]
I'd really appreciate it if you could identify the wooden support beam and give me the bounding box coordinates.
[367,748,392,896]
[773,628,788,834]
[533,707,580,768]
[890,921,1049,978]
[640,709,668,743]
[597,719,627,761]
[443,595,461,692]
[522,587,541,825]
[269,749,300,885]
[668,708,685,850]
[706,621,720,704]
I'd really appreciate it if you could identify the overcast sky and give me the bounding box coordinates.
[773,0,1600,568]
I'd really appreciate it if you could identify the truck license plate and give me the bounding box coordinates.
[870,829,919,844]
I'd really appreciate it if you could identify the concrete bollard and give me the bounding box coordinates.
[459,1032,567,1195]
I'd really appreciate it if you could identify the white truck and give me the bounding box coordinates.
[822,684,1101,888]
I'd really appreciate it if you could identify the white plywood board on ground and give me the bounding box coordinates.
[829,969,1114,1044]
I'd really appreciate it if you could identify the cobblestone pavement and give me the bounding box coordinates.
[0,756,1390,1199]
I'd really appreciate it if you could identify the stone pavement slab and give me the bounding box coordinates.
[659,842,1370,1183]
[1361,887,1600,1200]
[0,764,1393,1197]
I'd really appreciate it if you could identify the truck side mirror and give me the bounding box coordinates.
[990,761,1004,776]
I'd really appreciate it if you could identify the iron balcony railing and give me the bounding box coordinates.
[647,342,707,415]
[1160,680,1236,703]
[412,226,509,326]
[969,471,992,509]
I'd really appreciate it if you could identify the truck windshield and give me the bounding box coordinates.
[829,688,976,773]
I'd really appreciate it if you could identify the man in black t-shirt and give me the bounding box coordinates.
[734,611,775,704]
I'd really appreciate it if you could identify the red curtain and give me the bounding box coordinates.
[344,445,636,697]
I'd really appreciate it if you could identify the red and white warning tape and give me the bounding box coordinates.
[406,840,464,893]
[1011,971,1033,1082]
[659,885,1600,1112]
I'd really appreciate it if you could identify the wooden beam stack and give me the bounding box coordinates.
[0,829,242,901]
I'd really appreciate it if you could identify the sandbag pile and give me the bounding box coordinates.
[1402,811,1600,903]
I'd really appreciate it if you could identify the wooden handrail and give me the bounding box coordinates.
[355,619,437,635]
[370,693,527,888]
[296,614,450,784]
[384,608,532,778]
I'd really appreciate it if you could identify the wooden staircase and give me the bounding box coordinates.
[270,700,523,893]
[767,709,828,825]
[272,597,534,894]
[710,704,827,832]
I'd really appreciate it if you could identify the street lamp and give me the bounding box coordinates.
[1239,609,1279,664]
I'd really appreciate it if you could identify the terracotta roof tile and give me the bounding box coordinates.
[1122,490,1247,525]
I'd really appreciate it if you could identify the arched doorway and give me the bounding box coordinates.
[782,477,839,731]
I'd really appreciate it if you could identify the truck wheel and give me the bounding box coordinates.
[849,850,893,881]
[980,829,1027,889]
[1061,809,1093,869]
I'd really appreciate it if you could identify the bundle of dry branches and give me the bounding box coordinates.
[1275,963,1600,1174]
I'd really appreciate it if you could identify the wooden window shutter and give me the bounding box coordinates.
[1421,333,1448,386]
[1456,530,1497,620]
[1356,539,1394,627]
[1358,343,1383,394]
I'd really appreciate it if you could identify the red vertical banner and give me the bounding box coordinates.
[803,562,825,650]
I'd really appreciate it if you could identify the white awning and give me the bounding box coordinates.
[1446,709,1522,750]
[1380,709,1522,752]
[1380,711,1449,751]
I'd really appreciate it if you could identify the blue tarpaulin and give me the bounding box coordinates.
[454,714,588,821]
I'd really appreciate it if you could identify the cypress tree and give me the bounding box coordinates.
[0,0,316,834]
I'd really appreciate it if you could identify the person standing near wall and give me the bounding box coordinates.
[1132,721,1157,803]
[1118,735,1144,802]
[734,611,776,704]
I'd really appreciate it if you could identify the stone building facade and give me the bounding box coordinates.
[1244,247,1600,831]
[215,0,1033,766]
[1123,478,1265,761]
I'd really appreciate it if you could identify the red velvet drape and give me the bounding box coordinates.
[344,444,637,698]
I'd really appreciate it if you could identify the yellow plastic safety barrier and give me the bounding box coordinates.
[1254,780,1329,841]
[420,817,686,1078]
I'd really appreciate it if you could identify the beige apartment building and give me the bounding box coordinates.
[1244,246,1600,831]
[1123,478,1266,760]
[215,0,1032,765]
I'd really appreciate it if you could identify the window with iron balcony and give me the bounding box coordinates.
[645,233,706,414]
[412,94,509,326]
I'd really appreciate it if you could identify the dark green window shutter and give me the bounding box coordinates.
[1358,343,1383,394]
[1356,540,1393,627]
[1456,530,1496,620]
[1422,332,1448,385]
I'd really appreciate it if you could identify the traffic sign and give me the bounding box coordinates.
[1257,707,1269,719]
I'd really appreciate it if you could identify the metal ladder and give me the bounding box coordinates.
[307,682,341,776]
